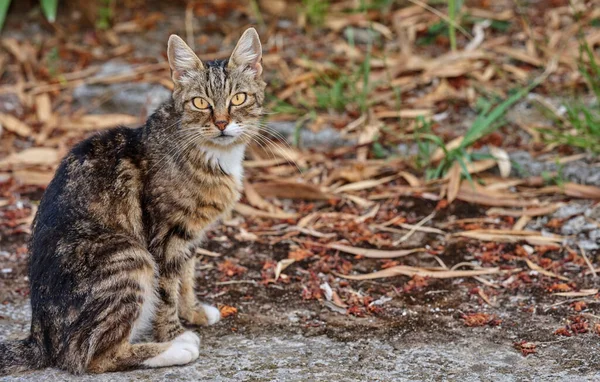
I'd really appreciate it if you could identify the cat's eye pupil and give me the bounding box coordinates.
[231,93,246,106]
[193,97,209,110]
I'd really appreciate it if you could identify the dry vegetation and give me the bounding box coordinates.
[0,0,600,357]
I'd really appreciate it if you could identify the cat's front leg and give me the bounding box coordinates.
[179,256,221,326]
[153,272,187,342]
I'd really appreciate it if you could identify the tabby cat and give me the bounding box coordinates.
[0,27,265,374]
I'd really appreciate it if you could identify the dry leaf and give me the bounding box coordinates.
[234,203,297,220]
[12,170,54,186]
[553,289,598,297]
[60,114,139,130]
[334,175,397,193]
[457,184,539,207]
[219,305,238,318]
[486,203,564,217]
[328,243,425,259]
[274,259,295,281]
[399,171,421,187]
[447,161,461,203]
[253,180,332,200]
[196,248,222,257]
[489,147,511,178]
[244,181,283,213]
[35,93,53,123]
[0,113,33,137]
[335,265,500,280]
[454,229,563,246]
[0,147,59,168]
[525,259,569,281]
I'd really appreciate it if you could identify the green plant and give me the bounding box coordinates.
[45,46,61,79]
[413,80,540,180]
[314,41,374,113]
[447,0,461,51]
[417,21,448,46]
[354,0,394,12]
[539,32,600,153]
[40,0,57,22]
[302,0,329,26]
[96,0,113,30]
[0,0,10,31]
[249,0,266,29]
[0,0,57,31]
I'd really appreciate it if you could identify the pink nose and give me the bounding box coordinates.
[215,120,228,131]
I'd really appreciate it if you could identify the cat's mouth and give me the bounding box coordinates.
[211,133,237,145]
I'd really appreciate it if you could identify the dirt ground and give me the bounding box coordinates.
[1,0,600,380]
[2,221,600,380]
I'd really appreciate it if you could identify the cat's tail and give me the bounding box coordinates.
[0,337,48,375]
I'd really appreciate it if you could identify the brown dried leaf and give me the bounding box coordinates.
[0,113,33,137]
[399,171,421,187]
[486,203,564,217]
[334,175,397,193]
[447,161,461,203]
[253,180,332,200]
[525,259,569,281]
[234,203,297,220]
[328,243,425,259]
[60,114,140,130]
[0,147,59,168]
[219,305,237,318]
[35,93,52,123]
[554,289,598,297]
[12,170,54,186]
[454,229,563,246]
[335,265,500,280]
[244,181,283,213]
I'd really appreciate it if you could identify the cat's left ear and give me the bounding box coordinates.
[228,28,263,77]
[168,34,204,82]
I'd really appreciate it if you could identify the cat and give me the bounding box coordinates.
[0,27,265,374]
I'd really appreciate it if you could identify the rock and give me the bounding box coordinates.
[266,121,355,149]
[72,60,172,118]
[510,151,600,186]
[561,216,596,236]
[343,27,382,45]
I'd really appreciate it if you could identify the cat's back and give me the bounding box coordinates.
[30,126,147,262]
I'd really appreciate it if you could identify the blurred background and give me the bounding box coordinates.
[1,1,600,378]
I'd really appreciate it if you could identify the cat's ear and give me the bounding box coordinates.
[228,28,263,77]
[167,34,204,82]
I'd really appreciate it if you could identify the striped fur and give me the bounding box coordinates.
[0,28,265,375]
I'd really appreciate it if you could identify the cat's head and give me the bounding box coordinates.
[167,28,266,148]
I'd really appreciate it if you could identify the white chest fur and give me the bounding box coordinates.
[200,144,245,187]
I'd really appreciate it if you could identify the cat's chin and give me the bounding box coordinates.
[209,135,239,146]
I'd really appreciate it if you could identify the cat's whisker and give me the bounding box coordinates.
[244,122,297,152]
[245,132,302,174]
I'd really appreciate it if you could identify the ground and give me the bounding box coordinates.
[1,0,600,381]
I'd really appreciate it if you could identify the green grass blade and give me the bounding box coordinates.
[448,0,457,51]
[40,0,58,23]
[0,0,11,32]
[461,83,537,149]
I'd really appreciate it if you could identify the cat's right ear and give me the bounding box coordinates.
[167,35,204,82]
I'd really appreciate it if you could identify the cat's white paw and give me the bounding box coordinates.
[174,330,201,347]
[202,304,221,325]
[143,333,200,368]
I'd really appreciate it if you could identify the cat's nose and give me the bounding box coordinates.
[214,120,228,131]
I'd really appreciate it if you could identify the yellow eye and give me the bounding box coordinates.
[230,93,247,106]
[192,97,210,110]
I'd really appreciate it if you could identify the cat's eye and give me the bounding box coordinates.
[230,93,247,106]
[192,97,210,110]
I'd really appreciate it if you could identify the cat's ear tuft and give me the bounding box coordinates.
[167,34,203,82]
[228,28,263,77]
